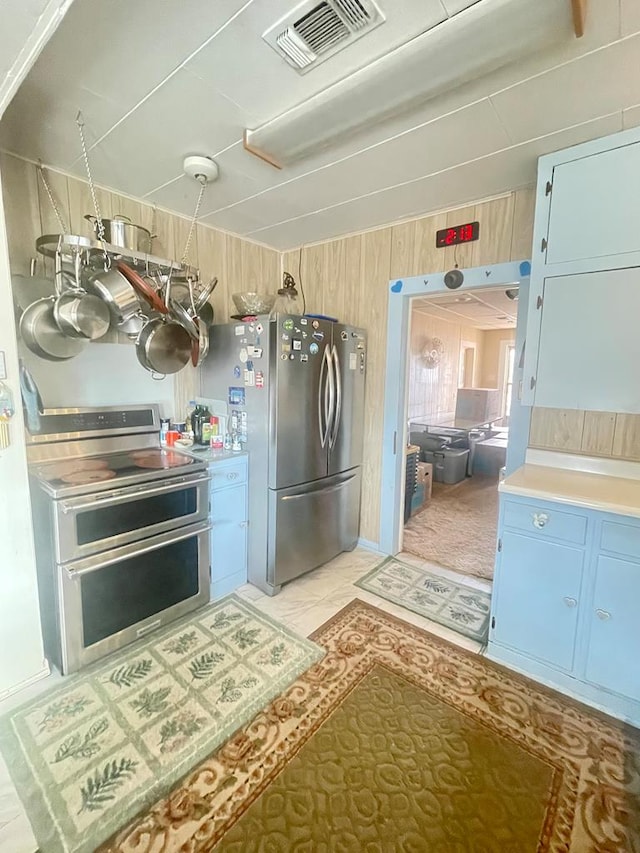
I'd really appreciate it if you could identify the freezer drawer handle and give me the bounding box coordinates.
[281,474,357,501]
[328,344,342,450]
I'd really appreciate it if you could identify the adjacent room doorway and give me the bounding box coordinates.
[379,261,532,567]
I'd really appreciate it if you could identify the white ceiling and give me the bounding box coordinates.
[0,0,75,117]
[1,0,639,251]
[412,287,518,330]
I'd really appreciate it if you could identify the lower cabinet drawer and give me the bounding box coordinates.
[502,500,587,545]
[600,520,640,560]
[209,460,247,490]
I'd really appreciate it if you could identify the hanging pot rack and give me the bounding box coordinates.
[34,232,199,283]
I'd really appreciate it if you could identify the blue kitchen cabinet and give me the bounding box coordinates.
[489,493,640,726]
[208,455,248,599]
[492,531,583,671]
[522,125,640,409]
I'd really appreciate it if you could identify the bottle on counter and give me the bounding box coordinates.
[185,401,196,440]
[194,404,211,446]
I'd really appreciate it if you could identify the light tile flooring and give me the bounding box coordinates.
[0,547,491,853]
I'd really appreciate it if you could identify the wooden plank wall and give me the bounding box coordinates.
[0,152,280,419]
[407,313,484,423]
[529,408,640,461]
[283,190,535,543]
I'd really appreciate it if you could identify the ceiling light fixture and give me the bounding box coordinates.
[244,0,582,169]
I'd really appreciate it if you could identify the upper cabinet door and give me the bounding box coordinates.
[546,141,640,266]
[534,267,640,413]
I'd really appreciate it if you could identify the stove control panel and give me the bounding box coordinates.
[26,405,159,440]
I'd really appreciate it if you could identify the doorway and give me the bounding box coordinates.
[403,286,519,580]
[379,261,531,561]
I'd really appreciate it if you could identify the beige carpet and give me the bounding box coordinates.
[403,475,499,580]
[100,600,640,852]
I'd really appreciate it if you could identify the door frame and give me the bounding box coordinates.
[378,260,532,556]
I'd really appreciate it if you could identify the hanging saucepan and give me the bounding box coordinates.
[53,252,111,341]
[20,297,87,361]
[84,264,141,325]
[84,214,153,253]
[53,291,111,340]
[136,316,191,375]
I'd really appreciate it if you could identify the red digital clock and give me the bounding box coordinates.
[436,221,480,248]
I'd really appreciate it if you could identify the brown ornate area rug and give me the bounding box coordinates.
[101,600,640,852]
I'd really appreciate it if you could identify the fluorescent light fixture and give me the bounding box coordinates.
[244,0,576,168]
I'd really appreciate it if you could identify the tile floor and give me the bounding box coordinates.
[0,546,491,853]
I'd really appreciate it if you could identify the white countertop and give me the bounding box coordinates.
[501,457,640,518]
[184,447,248,465]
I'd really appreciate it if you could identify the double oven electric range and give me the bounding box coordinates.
[27,405,210,674]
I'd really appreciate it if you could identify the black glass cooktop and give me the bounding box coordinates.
[32,448,195,489]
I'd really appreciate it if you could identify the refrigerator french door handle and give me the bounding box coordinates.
[318,344,332,448]
[328,344,342,449]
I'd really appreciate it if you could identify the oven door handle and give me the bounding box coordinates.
[63,521,212,578]
[58,472,210,514]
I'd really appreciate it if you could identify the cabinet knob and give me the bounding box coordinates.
[227,472,238,480]
[563,596,577,608]
[239,521,248,528]
[532,512,549,529]
[595,608,611,621]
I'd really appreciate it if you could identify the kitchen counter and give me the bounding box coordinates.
[183,447,248,465]
[501,452,640,518]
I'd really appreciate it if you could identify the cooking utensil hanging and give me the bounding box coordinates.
[52,249,111,340]
[135,316,191,375]
[84,265,141,325]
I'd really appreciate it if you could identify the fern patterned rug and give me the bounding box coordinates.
[355,556,491,642]
[0,594,323,853]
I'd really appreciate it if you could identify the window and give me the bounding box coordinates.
[503,344,516,419]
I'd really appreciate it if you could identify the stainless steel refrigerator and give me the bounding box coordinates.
[200,314,366,595]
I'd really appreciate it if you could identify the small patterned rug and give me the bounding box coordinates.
[99,600,640,852]
[355,555,491,642]
[0,595,323,853]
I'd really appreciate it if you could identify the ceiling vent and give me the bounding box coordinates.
[264,0,384,73]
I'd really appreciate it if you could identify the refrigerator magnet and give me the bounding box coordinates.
[234,325,245,335]
[234,365,241,377]
[256,323,263,334]
[228,387,246,405]
[256,371,264,388]
[283,319,294,331]
[349,352,357,370]
[300,354,308,363]
[309,343,319,355]
[239,347,248,363]
[300,318,308,325]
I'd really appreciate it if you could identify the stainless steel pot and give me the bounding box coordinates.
[136,318,191,375]
[53,291,111,340]
[84,215,153,253]
[20,298,87,361]
[84,266,140,325]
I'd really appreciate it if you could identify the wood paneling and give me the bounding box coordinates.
[529,408,640,461]
[529,407,585,452]
[582,411,616,457]
[0,153,41,277]
[510,187,536,260]
[612,414,640,460]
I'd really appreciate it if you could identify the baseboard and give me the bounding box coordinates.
[357,538,385,554]
[0,661,50,704]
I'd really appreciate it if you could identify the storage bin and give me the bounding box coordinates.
[426,448,469,484]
